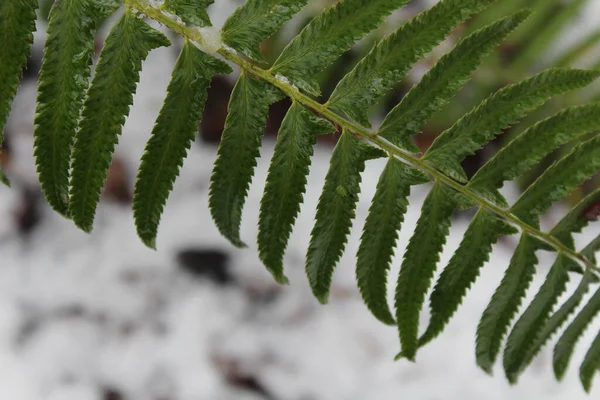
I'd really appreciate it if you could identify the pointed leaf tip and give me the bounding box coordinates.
[210,73,283,249]
[306,131,385,302]
[258,103,334,284]
[69,10,170,232]
[134,42,230,248]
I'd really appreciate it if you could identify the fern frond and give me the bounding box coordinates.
[580,327,600,392]
[356,158,427,324]
[554,286,600,381]
[209,73,283,248]
[503,255,574,383]
[221,0,308,62]
[258,102,334,283]
[511,134,600,226]
[69,10,170,232]
[34,0,118,215]
[271,0,410,96]
[476,234,539,374]
[0,0,38,185]
[327,0,499,128]
[134,41,231,248]
[470,103,600,207]
[306,131,385,303]
[163,0,213,27]
[420,209,518,347]
[508,267,596,380]
[395,182,456,360]
[423,69,600,183]
[377,10,529,151]
[551,188,600,250]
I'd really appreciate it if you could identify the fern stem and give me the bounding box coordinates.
[128,0,598,275]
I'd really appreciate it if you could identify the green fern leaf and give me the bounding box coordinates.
[134,41,231,248]
[583,236,600,262]
[580,329,600,392]
[395,182,456,360]
[163,0,213,27]
[420,209,518,347]
[34,0,119,215]
[306,131,385,303]
[551,188,600,250]
[356,157,427,325]
[554,285,600,381]
[221,0,309,62]
[209,73,283,248]
[511,134,600,227]
[258,102,334,283]
[503,255,574,383]
[327,0,500,128]
[377,10,529,151]
[69,10,170,232]
[271,0,410,96]
[509,268,596,379]
[0,168,9,187]
[423,69,600,183]
[0,0,38,181]
[476,234,539,374]
[470,103,600,207]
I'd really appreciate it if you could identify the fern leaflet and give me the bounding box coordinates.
[476,234,539,374]
[356,157,427,325]
[209,72,283,248]
[0,0,38,186]
[69,10,170,232]
[271,0,410,95]
[395,182,456,360]
[377,10,529,151]
[163,0,213,27]
[306,131,385,303]
[222,0,309,62]
[327,0,499,128]
[423,69,600,183]
[34,0,119,215]
[258,102,334,283]
[134,41,231,248]
[420,210,518,347]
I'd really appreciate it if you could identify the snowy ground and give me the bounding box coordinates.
[0,1,599,399]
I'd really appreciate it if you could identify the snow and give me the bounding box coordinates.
[0,1,598,399]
